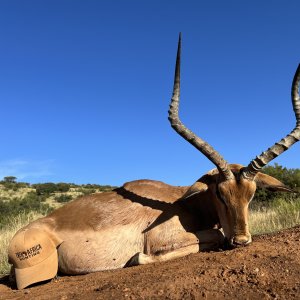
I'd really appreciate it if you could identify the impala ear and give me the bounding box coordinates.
[255,172,296,193]
[183,170,219,199]
[182,181,209,199]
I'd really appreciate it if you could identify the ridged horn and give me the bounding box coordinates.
[168,34,234,181]
[243,64,300,180]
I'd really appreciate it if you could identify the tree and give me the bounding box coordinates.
[3,176,17,183]
[253,164,300,203]
[263,163,300,189]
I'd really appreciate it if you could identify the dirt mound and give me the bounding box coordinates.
[1,226,300,299]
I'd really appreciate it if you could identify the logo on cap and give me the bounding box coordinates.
[15,244,43,261]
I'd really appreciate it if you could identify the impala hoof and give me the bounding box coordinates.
[231,235,252,247]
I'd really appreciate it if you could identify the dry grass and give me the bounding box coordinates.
[0,211,45,276]
[250,199,300,235]
[0,186,34,200]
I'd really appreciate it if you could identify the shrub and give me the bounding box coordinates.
[33,183,58,195]
[32,182,71,195]
[54,194,73,203]
[81,184,116,192]
[77,188,96,196]
[0,192,52,229]
[0,181,30,191]
[253,164,300,203]
[55,183,70,193]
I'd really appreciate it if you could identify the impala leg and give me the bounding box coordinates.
[125,229,224,268]
[125,244,199,267]
[196,229,225,251]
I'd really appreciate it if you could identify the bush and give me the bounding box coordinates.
[0,192,52,229]
[253,164,300,203]
[81,184,116,192]
[55,183,70,193]
[31,183,116,194]
[0,181,30,191]
[33,183,57,195]
[54,194,73,203]
[77,188,96,196]
[263,163,300,189]
[32,182,70,195]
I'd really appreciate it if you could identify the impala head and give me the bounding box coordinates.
[169,34,300,247]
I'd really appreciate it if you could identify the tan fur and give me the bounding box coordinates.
[12,164,293,276]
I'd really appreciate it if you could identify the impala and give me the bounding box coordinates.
[8,35,300,289]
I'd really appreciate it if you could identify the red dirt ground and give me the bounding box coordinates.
[1,226,300,299]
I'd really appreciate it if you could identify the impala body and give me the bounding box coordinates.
[22,163,293,275]
[9,35,300,286]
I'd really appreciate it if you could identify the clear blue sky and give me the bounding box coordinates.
[0,1,299,185]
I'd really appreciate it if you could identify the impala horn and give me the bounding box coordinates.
[243,64,300,180]
[168,33,234,181]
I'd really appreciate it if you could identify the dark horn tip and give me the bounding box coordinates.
[294,63,300,76]
[178,33,182,48]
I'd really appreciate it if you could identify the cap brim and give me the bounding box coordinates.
[15,250,58,289]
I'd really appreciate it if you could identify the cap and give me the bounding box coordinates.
[8,227,61,289]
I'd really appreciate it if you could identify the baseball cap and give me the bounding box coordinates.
[8,227,62,289]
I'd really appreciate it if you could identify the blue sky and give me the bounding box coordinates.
[0,1,300,185]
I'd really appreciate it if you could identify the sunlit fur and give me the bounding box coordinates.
[10,164,293,276]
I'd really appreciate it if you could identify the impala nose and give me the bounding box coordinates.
[232,235,252,246]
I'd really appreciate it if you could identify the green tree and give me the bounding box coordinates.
[253,163,300,203]
[33,183,58,195]
[56,183,70,193]
[3,176,17,183]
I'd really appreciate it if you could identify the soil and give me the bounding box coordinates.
[1,226,300,300]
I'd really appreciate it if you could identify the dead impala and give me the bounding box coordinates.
[8,35,300,289]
